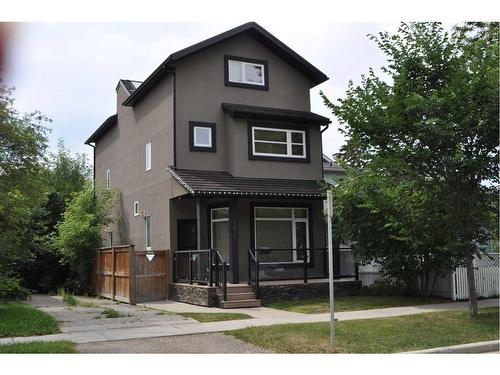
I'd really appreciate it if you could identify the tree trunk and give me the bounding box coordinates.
[465,246,478,317]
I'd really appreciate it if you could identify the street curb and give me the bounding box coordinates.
[404,340,499,354]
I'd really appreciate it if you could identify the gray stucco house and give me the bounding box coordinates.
[86,22,359,307]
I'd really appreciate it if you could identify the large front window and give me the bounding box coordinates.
[251,126,307,159]
[254,207,309,263]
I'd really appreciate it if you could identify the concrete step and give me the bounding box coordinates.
[220,299,261,308]
[225,292,256,301]
[226,285,253,293]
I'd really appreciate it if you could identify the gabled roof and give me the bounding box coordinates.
[222,103,331,125]
[85,114,117,145]
[123,22,329,107]
[167,167,323,198]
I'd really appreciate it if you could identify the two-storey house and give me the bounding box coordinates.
[85,22,355,307]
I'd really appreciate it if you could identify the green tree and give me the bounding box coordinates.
[0,83,50,297]
[322,23,498,315]
[54,183,117,294]
[19,141,92,292]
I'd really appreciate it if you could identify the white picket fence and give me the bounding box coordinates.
[452,253,499,301]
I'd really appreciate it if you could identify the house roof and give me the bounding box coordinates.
[85,114,117,145]
[222,103,331,125]
[123,22,329,107]
[322,154,344,172]
[167,167,324,198]
[119,79,143,95]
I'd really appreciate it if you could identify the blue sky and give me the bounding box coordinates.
[4,22,396,161]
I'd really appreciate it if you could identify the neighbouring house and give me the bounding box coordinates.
[322,154,345,185]
[86,22,360,307]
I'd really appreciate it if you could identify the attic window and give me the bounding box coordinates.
[225,56,268,90]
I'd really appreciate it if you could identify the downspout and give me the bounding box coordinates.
[88,143,96,189]
[169,66,177,169]
[320,122,330,181]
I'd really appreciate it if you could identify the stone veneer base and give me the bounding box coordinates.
[169,283,219,307]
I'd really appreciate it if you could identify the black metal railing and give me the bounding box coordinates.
[247,247,357,297]
[173,248,227,302]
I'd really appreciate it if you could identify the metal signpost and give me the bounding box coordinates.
[327,189,336,347]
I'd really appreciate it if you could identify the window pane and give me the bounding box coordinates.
[292,144,304,156]
[194,127,211,147]
[244,63,263,84]
[294,208,308,218]
[228,60,242,82]
[256,221,293,262]
[212,221,229,263]
[254,129,286,142]
[254,142,287,155]
[211,207,229,220]
[291,132,303,143]
[255,208,292,218]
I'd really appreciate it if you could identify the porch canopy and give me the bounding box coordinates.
[167,167,324,198]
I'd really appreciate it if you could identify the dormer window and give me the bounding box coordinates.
[224,56,268,90]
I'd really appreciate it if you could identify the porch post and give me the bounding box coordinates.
[196,198,208,250]
[229,198,239,284]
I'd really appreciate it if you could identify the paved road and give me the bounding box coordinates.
[77,333,271,353]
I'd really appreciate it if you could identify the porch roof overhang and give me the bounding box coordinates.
[167,167,324,198]
[221,103,331,125]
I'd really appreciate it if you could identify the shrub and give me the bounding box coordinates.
[54,183,117,295]
[358,279,408,297]
[0,276,30,302]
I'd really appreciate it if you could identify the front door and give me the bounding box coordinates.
[177,219,197,250]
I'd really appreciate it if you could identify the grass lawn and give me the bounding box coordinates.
[266,295,451,314]
[227,307,499,353]
[0,341,76,354]
[178,312,253,322]
[0,303,59,338]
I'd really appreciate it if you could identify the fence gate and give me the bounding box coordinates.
[95,246,170,304]
[452,253,499,301]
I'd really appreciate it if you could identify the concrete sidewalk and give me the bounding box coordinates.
[0,298,497,346]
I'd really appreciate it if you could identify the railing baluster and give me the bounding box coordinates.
[208,249,213,287]
[303,248,308,284]
[247,250,252,286]
[255,250,259,299]
[188,250,193,285]
[222,261,227,302]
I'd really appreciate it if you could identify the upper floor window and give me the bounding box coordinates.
[106,169,111,190]
[189,122,216,152]
[249,124,309,162]
[133,201,140,216]
[224,56,268,90]
[146,142,151,171]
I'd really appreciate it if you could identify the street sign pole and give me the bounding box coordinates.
[327,189,336,347]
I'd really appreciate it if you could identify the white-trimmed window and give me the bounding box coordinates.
[228,59,265,86]
[254,207,310,264]
[146,142,151,171]
[145,215,152,251]
[106,169,111,190]
[251,126,306,158]
[133,201,139,217]
[194,127,212,148]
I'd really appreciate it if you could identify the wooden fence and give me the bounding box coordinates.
[95,246,170,304]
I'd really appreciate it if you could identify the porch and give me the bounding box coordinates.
[167,168,360,307]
